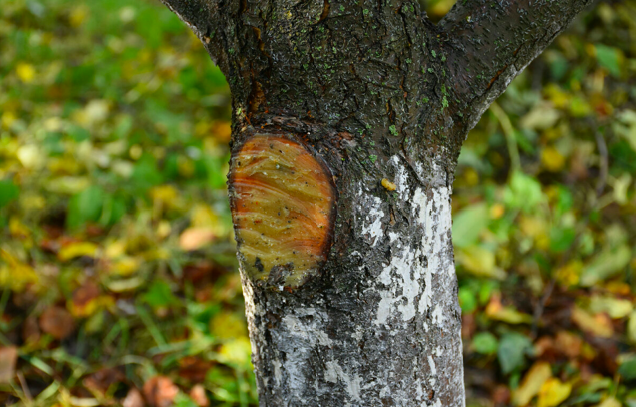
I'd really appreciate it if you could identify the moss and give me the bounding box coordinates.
[389,125,398,136]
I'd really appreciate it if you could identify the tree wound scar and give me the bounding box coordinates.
[229,134,336,288]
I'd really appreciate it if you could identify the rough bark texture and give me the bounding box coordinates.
[158,0,595,405]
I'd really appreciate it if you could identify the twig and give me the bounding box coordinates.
[490,102,521,176]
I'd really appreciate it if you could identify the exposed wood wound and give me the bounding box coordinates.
[229,134,336,288]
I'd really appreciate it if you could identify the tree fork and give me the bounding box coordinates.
[158,0,595,405]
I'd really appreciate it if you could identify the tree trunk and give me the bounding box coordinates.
[158,0,594,405]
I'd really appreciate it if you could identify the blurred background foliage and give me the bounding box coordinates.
[0,0,635,406]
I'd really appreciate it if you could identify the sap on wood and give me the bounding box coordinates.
[229,134,336,288]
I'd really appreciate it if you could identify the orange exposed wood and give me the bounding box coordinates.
[229,135,336,288]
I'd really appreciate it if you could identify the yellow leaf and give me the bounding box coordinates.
[0,250,39,291]
[69,5,89,27]
[487,306,533,324]
[541,146,565,172]
[555,260,582,287]
[537,378,572,407]
[210,313,248,340]
[519,216,550,250]
[58,242,99,262]
[520,102,560,130]
[105,240,126,259]
[595,397,622,407]
[544,84,571,109]
[513,362,552,406]
[150,185,179,204]
[490,203,505,220]
[571,306,614,338]
[1,111,17,129]
[520,216,548,239]
[218,337,252,366]
[191,204,221,228]
[429,0,455,16]
[486,294,533,324]
[627,311,636,344]
[212,121,232,142]
[456,245,505,279]
[17,144,44,169]
[9,217,30,240]
[463,168,479,186]
[111,257,140,276]
[589,295,634,319]
[16,62,35,83]
[156,221,171,239]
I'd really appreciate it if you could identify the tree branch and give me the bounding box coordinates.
[440,0,595,132]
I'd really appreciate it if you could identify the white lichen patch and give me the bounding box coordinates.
[282,309,333,347]
[376,246,424,324]
[358,191,384,246]
[390,155,411,200]
[414,185,453,317]
[324,361,362,401]
[279,308,335,401]
[431,304,446,326]
[375,183,453,326]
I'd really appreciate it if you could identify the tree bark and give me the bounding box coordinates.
[158,0,595,405]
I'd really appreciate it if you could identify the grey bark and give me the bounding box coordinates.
[157,0,595,405]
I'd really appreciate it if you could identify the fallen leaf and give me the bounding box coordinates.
[571,306,614,338]
[179,227,216,251]
[178,357,214,382]
[492,384,511,406]
[212,121,231,142]
[83,367,124,395]
[39,306,75,340]
[520,102,560,130]
[537,378,572,407]
[594,397,622,407]
[0,346,18,383]
[70,282,101,317]
[123,388,145,407]
[486,293,533,324]
[541,146,566,172]
[628,311,636,344]
[16,62,36,83]
[210,313,248,340]
[580,244,631,287]
[143,376,179,407]
[218,337,252,367]
[58,241,99,261]
[589,295,633,319]
[189,384,209,407]
[456,245,506,279]
[554,331,582,359]
[513,362,552,406]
